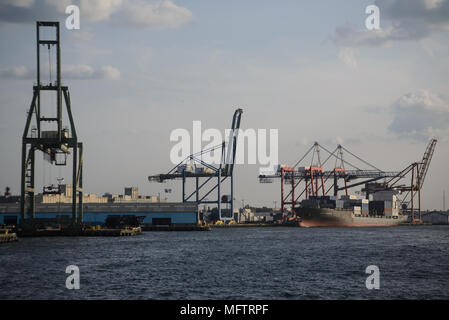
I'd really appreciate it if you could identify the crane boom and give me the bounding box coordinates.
[418,138,437,189]
[224,108,243,176]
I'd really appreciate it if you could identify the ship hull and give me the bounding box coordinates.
[296,207,407,227]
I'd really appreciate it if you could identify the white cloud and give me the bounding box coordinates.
[394,89,448,112]
[111,0,193,28]
[0,65,120,80]
[99,65,120,80]
[80,0,123,22]
[63,64,95,79]
[332,25,395,48]
[0,66,33,79]
[331,23,430,48]
[63,64,120,80]
[44,0,72,13]
[424,0,445,9]
[388,89,449,141]
[338,48,358,68]
[2,0,34,8]
[72,29,94,40]
[331,0,449,47]
[0,0,193,29]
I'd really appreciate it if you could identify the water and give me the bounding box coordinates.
[1,226,449,299]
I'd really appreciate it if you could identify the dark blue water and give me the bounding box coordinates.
[1,226,449,299]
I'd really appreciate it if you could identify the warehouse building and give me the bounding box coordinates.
[421,211,449,225]
[0,202,198,227]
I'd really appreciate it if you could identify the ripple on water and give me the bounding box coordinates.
[1,226,449,299]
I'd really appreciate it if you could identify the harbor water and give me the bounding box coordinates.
[1,226,448,299]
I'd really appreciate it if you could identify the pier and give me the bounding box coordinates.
[142,225,210,231]
[210,223,296,228]
[0,230,18,243]
[16,223,143,237]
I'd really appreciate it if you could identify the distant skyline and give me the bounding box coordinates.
[1,0,449,210]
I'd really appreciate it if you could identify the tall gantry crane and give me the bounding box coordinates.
[259,142,401,220]
[20,22,83,226]
[382,138,437,223]
[259,139,437,223]
[149,109,243,221]
[418,138,437,190]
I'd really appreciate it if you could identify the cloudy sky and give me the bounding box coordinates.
[0,0,448,210]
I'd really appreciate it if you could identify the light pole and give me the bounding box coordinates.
[56,177,64,214]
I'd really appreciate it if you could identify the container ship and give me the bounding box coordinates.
[295,190,407,227]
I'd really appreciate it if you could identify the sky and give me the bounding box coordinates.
[0,0,448,210]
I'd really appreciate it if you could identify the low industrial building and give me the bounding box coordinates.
[0,202,198,226]
[238,207,276,223]
[1,186,165,205]
[421,211,449,225]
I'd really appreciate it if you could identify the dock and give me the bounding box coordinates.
[0,230,18,243]
[142,224,210,231]
[210,223,275,228]
[81,227,142,236]
[210,221,301,228]
[399,222,433,226]
[17,226,143,237]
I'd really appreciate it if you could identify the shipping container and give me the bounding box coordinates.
[336,200,345,209]
[369,200,385,216]
[372,190,397,202]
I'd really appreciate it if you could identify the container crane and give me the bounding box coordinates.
[258,142,401,221]
[20,22,84,226]
[418,138,437,190]
[148,108,243,221]
[382,138,438,223]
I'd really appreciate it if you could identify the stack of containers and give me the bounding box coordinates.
[336,200,345,209]
[384,201,392,217]
[372,190,397,217]
[307,196,337,209]
[361,199,369,216]
[369,201,385,216]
